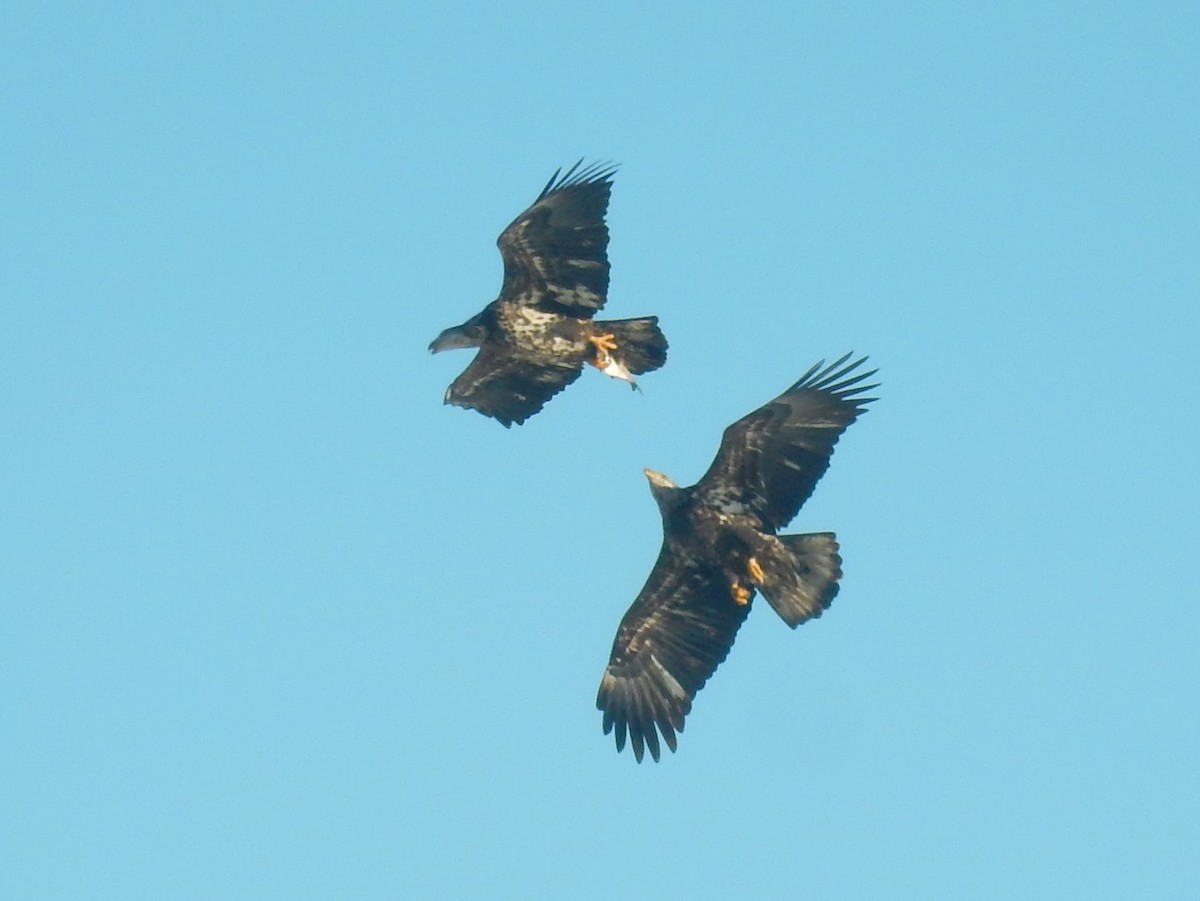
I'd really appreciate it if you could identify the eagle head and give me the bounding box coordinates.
[429,313,487,354]
[644,468,685,515]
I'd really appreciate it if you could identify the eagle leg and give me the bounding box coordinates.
[587,332,619,368]
[747,556,765,585]
[729,557,764,606]
[587,332,639,389]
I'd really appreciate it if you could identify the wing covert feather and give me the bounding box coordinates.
[445,342,582,427]
[497,160,616,314]
[596,546,751,762]
[694,354,878,531]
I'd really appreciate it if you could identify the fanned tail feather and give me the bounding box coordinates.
[596,316,668,375]
[756,532,843,628]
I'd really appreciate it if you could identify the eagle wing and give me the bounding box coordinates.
[596,546,752,762]
[443,339,583,428]
[693,354,878,532]
[496,160,616,316]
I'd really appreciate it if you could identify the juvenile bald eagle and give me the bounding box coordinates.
[596,354,879,762]
[429,161,668,427]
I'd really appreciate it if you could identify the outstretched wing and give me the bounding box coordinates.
[596,547,751,763]
[444,341,583,427]
[694,354,878,532]
[497,160,616,315]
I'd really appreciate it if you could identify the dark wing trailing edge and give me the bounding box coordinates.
[596,549,752,762]
[497,160,618,315]
[694,354,878,532]
[443,341,584,428]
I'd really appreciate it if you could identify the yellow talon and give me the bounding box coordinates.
[747,556,765,585]
[590,332,618,353]
[587,333,619,371]
[732,582,753,606]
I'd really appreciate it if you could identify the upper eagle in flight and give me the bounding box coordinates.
[429,161,668,427]
[596,354,878,762]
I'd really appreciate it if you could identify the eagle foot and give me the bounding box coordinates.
[746,556,765,585]
[587,332,619,368]
[731,582,753,606]
[590,333,618,353]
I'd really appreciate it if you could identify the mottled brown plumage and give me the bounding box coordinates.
[597,354,878,762]
[429,161,667,427]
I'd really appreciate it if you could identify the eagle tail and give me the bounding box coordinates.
[596,316,668,375]
[756,532,843,628]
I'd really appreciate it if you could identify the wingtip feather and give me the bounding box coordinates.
[536,158,620,200]
[790,353,880,411]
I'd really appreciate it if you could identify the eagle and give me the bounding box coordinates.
[596,354,879,762]
[429,161,668,427]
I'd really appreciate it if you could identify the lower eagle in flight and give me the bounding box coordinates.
[429,160,667,427]
[596,353,879,762]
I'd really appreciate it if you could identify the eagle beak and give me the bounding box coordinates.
[430,319,485,354]
[643,469,675,489]
[429,328,464,354]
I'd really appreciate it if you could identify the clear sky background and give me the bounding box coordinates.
[4,3,1197,898]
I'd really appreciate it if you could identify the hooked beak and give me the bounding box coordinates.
[429,313,486,354]
[643,468,677,490]
[429,327,474,354]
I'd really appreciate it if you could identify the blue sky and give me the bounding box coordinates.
[4,2,1198,898]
